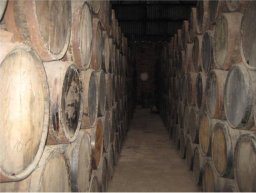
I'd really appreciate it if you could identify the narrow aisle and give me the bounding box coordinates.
[109,109,199,192]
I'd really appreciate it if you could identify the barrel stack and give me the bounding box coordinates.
[159,0,256,191]
[0,0,134,192]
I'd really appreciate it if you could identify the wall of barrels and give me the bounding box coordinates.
[160,0,256,192]
[0,0,135,191]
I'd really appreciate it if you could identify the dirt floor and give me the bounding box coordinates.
[109,108,199,192]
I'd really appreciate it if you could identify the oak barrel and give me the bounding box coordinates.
[80,69,97,129]
[211,121,249,178]
[189,7,199,40]
[0,44,49,182]
[202,160,235,192]
[107,144,115,179]
[89,173,100,192]
[234,133,256,192]
[199,111,217,156]
[4,0,71,61]
[68,1,92,69]
[104,110,112,152]
[105,73,113,110]
[240,1,256,70]
[102,31,110,72]
[44,61,82,144]
[184,43,194,72]
[186,136,196,170]
[96,156,108,192]
[0,0,7,21]
[90,17,103,71]
[196,0,209,33]
[224,64,256,129]
[202,30,214,73]
[89,118,104,169]
[0,146,71,191]
[96,70,106,117]
[214,12,242,70]
[193,147,208,185]
[189,107,199,144]
[192,35,203,72]
[205,69,227,119]
[186,72,197,106]
[65,130,92,192]
[196,72,207,110]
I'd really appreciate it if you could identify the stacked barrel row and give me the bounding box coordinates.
[159,0,256,192]
[0,0,134,192]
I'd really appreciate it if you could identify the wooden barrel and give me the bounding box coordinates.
[185,43,194,72]
[102,31,110,72]
[189,107,199,144]
[89,118,104,169]
[224,64,256,129]
[122,36,128,56]
[186,136,196,170]
[105,73,113,110]
[80,69,97,129]
[108,38,113,73]
[111,10,116,41]
[205,69,227,119]
[193,147,208,186]
[181,72,187,103]
[189,7,198,41]
[177,29,183,51]
[225,0,247,12]
[110,43,116,74]
[196,72,207,110]
[115,48,120,75]
[117,26,122,49]
[196,0,209,34]
[0,146,71,191]
[0,44,49,182]
[234,133,256,192]
[214,13,242,70]
[192,35,203,72]
[96,70,106,117]
[240,1,256,70]
[199,111,218,156]
[67,1,92,69]
[96,156,108,192]
[104,110,112,152]
[202,160,235,192]
[174,125,180,150]
[211,121,249,178]
[182,20,190,49]
[183,105,191,135]
[88,0,101,15]
[44,61,82,144]
[111,105,117,144]
[65,130,92,192]
[90,18,103,71]
[89,173,100,192]
[0,0,7,21]
[98,0,110,31]
[113,132,119,165]
[209,0,225,26]
[178,102,185,128]
[179,130,186,159]
[107,144,115,179]
[4,0,71,61]
[186,72,197,106]
[202,30,214,73]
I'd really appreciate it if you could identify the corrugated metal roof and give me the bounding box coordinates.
[112,1,196,41]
